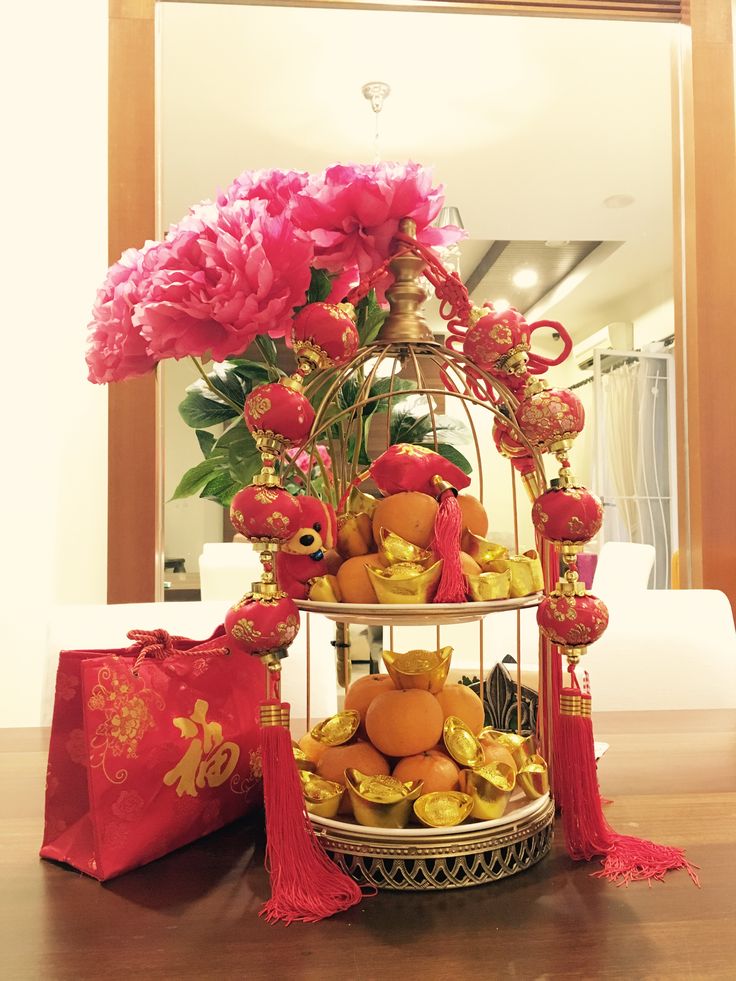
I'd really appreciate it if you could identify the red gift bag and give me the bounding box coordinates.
[40,627,265,881]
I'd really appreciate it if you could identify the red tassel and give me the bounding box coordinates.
[258,700,364,924]
[432,487,466,603]
[554,665,699,886]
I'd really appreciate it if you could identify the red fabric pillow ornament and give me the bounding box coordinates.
[368,444,470,603]
[244,379,315,452]
[537,590,609,654]
[532,484,603,547]
[517,385,585,454]
[229,485,301,543]
[225,593,300,657]
[291,302,359,370]
[463,307,530,379]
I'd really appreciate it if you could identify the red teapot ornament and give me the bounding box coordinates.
[517,382,585,456]
[225,591,300,657]
[463,306,530,379]
[229,484,301,544]
[244,378,315,454]
[532,481,603,549]
[537,586,609,657]
[291,301,359,371]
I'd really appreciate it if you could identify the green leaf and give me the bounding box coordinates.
[356,290,386,345]
[306,267,333,304]
[364,376,416,416]
[195,429,217,458]
[200,471,241,507]
[170,457,223,500]
[434,442,473,475]
[389,405,433,445]
[228,359,277,384]
[214,420,263,488]
[254,335,279,369]
[179,386,239,428]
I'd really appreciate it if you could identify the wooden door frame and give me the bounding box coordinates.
[107,0,736,609]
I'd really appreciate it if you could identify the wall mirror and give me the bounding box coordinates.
[155,1,679,608]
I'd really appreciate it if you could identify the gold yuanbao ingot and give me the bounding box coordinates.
[460,762,516,820]
[443,716,485,768]
[347,486,379,517]
[462,531,509,571]
[485,551,544,597]
[382,646,453,693]
[308,574,342,603]
[310,710,360,746]
[517,754,550,800]
[345,768,424,829]
[299,770,345,818]
[367,559,443,604]
[292,741,316,773]
[466,569,512,602]
[378,527,434,568]
[479,728,537,769]
[414,791,474,828]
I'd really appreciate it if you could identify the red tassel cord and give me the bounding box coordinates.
[537,537,697,885]
[257,667,363,924]
[432,484,466,603]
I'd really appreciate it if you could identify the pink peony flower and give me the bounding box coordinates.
[85,243,159,384]
[217,168,308,216]
[134,199,313,362]
[292,162,465,278]
[285,444,333,482]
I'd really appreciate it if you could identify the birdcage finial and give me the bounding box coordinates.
[377,218,434,344]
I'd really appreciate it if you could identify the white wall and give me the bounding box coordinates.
[0,2,108,726]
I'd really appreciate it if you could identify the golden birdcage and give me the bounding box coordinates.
[277,220,554,890]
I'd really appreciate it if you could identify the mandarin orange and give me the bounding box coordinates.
[435,684,485,734]
[366,689,444,757]
[392,750,460,794]
[344,673,396,729]
[336,553,386,604]
[371,492,438,549]
[458,493,489,537]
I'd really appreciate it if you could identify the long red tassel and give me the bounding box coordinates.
[538,539,698,885]
[258,697,363,923]
[432,487,466,603]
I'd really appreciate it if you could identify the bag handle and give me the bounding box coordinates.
[126,628,230,675]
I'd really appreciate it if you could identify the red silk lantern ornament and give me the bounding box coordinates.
[517,383,585,456]
[537,587,609,656]
[291,302,359,371]
[244,379,315,455]
[463,306,530,378]
[229,485,301,543]
[532,483,603,551]
[225,573,362,923]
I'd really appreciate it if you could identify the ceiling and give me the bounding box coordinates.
[159,3,676,342]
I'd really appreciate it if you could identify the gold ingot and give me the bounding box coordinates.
[479,728,537,769]
[463,531,509,571]
[378,527,434,568]
[310,710,360,746]
[346,486,378,517]
[292,741,316,773]
[460,762,516,820]
[382,646,453,693]
[466,570,512,602]
[336,512,374,558]
[308,574,342,603]
[485,550,544,597]
[299,770,345,819]
[443,716,485,768]
[517,754,550,800]
[367,559,443,604]
[344,769,424,829]
[414,791,473,828]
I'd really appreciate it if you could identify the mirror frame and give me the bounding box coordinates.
[107,0,736,609]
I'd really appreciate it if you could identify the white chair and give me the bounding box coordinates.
[592,541,656,596]
[198,542,261,602]
[44,600,338,728]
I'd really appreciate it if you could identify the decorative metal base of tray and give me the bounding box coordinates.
[296,593,543,627]
[312,797,555,891]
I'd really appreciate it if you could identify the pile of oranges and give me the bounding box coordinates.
[299,667,516,816]
[319,490,490,604]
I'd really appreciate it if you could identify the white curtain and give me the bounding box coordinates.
[595,353,673,588]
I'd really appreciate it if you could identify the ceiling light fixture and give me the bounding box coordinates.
[491,298,511,312]
[362,81,390,163]
[512,268,538,289]
[544,240,569,248]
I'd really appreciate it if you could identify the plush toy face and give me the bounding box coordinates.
[280,495,336,560]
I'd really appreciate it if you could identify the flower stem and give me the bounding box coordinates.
[190,357,243,414]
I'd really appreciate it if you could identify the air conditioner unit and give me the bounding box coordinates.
[573,322,634,371]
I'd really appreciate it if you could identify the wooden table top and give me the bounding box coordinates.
[2,710,735,980]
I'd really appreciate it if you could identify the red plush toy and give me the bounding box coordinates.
[275,495,337,600]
